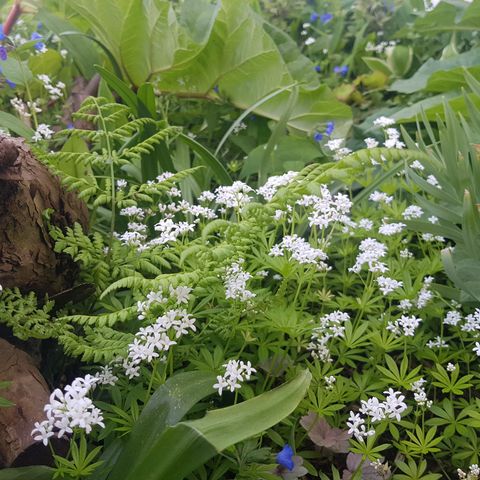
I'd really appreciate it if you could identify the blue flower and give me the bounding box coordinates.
[277,444,295,471]
[314,65,321,73]
[314,131,323,142]
[67,122,74,130]
[0,24,5,41]
[6,78,15,88]
[320,13,333,24]
[37,21,43,30]
[325,121,335,136]
[213,85,219,93]
[30,32,45,51]
[310,11,319,22]
[334,65,349,77]
[0,46,7,61]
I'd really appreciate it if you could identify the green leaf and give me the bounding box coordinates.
[119,370,311,480]
[0,111,35,138]
[177,133,232,185]
[120,0,151,86]
[28,49,63,77]
[363,56,392,76]
[94,65,139,114]
[35,9,100,78]
[109,371,217,479]
[390,48,480,94]
[0,466,55,480]
[1,56,33,86]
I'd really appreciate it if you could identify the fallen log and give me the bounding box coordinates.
[0,135,88,297]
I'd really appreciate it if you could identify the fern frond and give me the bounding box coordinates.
[123,126,181,160]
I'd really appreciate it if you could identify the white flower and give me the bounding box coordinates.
[400,248,413,259]
[358,218,373,230]
[215,181,253,209]
[350,238,388,274]
[426,336,448,348]
[32,123,54,142]
[369,191,393,204]
[270,234,329,270]
[402,205,423,220]
[376,276,403,295]
[446,363,456,372]
[444,310,462,326]
[257,171,297,201]
[410,160,424,171]
[473,342,480,356]
[224,259,256,301]
[31,420,54,446]
[213,360,256,396]
[304,36,316,46]
[378,222,406,236]
[364,137,379,149]
[387,315,421,337]
[426,175,441,188]
[373,116,395,128]
[325,138,343,151]
[382,388,407,421]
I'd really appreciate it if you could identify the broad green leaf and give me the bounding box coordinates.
[35,9,100,78]
[69,0,133,65]
[0,466,55,480]
[1,57,33,86]
[108,371,217,479]
[28,49,63,77]
[0,111,35,138]
[120,370,311,480]
[390,48,480,94]
[363,56,392,77]
[120,0,151,86]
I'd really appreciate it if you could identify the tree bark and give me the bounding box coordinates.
[0,338,50,467]
[0,135,88,297]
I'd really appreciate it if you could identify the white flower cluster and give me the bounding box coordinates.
[383,128,405,149]
[458,464,480,480]
[257,171,298,201]
[297,186,352,230]
[426,336,448,348]
[224,259,256,301]
[369,191,393,204]
[387,314,422,337]
[373,116,395,128]
[402,205,423,220]
[270,234,329,270]
[32,123,54,142]
[308,311,350,361]
[324,375,336,390]
[124,308,196,378]
[213,359,256,395]
[11,97,41,118]
[416,276,434,308]
[325,138,352,160]
[350,238,388,273]
[364,137,379,149]
[31,375,105,446]
[376,276,403,295]
[215,181,253,209]
[379,221,406,236]
[365,40,396,54]
[411,378,432,408]
[38,74,65,100]
[348,389,407,441]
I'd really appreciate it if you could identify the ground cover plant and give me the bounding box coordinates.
[1,1,480,480]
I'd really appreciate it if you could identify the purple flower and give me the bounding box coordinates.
[320,13,333,24]
[325,121,335,136]
[314,131,323,142]
[0,46,7,61]
[310,11,319,22]
[6,79,15,88]
[277,444,295,471]
[31,32,45,51]
[66,123,74,130]
[334,65,349,77]
[314,65,321,73]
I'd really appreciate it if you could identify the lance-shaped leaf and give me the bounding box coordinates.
[114,370,311,480]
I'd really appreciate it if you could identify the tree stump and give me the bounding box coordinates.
[0,338,51,467]
[0,135,88,297]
